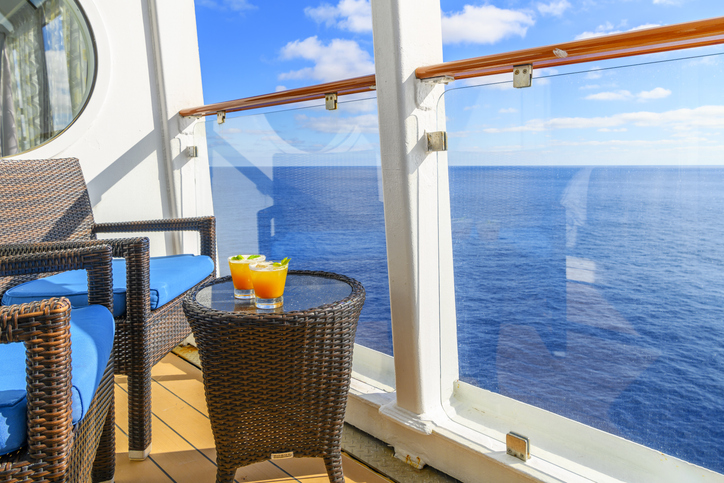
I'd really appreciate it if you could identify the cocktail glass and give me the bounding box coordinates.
[228,254,266,299]
[249,259,289,309]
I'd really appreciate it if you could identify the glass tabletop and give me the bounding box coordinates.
[195,273,353,314]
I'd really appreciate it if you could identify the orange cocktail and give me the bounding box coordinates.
[228,254,265,299]
[249,258,290,309]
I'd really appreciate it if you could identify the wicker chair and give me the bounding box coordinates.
[0,245,115,483]
[0,158,217,459]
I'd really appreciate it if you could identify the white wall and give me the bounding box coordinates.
[10,0,212,257]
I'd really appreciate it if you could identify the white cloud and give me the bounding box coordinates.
[197,0,255,12]
[585,87,671,102]
[534,67,559,86]
[686,56,720,67]
[295,113,379,133]
[305,0,372,33]
[537,0,571,17]
[442,5,535,45]
[653,0,681,4]
[585,68,603,80]
[575,23,660,40]
[586,90,633,101]
[637,87,671,100]
[500,107,519,113]
[279,36,374,82]
[275,86,287,92]
[338,94,378,113]
[482,105,724,133]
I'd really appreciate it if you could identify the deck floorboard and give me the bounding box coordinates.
[114,353,390,483]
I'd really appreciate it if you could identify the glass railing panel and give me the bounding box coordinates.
[439,46,724,472]
[194,96,393,356]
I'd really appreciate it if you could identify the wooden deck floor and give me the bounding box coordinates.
[114,353,391,483]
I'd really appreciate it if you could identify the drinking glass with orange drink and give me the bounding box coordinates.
[249,257,290,309]
[228,254,265,299]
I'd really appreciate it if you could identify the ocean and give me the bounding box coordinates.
[210,165,724,474]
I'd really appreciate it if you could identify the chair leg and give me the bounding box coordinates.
[216,469,236,483]
[323,453,345,483]
[127,370,153,460]
[92,394,116,483]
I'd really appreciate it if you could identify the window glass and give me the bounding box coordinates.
[439,46,724,472]
[0,0,94,156]
[195,97,393,356]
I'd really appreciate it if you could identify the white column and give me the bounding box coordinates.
[371,0,458,419]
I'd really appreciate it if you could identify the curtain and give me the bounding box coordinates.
[0,34,19,156]
[60,0,87,116]
[5,4,51,153]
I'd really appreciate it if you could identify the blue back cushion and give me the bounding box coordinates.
[0,305,114,454]
[2,255,214,317]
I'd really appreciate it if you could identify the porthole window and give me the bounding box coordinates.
[0,0,95,156]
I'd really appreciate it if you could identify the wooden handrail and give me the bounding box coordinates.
[179,74,376,117]
[416,16,724,80]
[180,16,724,117]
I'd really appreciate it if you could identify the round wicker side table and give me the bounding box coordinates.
[182,270,365,483]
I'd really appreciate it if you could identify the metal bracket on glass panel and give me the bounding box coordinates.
[217,111,226,124]
[513,64,532,88]
[325,93,338,110]
[426,131,448,152]
[506,432,530,462]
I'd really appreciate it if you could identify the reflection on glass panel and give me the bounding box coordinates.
[442,47,724,472]
[196,97,392,355]
[0,0,94,156]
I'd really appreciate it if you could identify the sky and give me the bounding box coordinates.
[194,0,721,102]
[193,0,724,166]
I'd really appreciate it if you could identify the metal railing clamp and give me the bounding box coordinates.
[426,131,448,152]
[513,64,532,88]
[506,432,530,462]
[325,93,338,110]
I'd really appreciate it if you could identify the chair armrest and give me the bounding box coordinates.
[92,216,216,260]
[0,245,114,314]
[0,298,74,465]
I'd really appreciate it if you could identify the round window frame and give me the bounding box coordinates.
[3,0,98,157]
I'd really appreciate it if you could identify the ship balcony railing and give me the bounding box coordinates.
[183,16,724,483]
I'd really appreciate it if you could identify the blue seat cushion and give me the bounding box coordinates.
[0,304,114,454]
[2,254,214,317]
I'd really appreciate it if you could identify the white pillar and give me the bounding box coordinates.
[371,0,458,419]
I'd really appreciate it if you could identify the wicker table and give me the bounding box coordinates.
[182,271,365,483]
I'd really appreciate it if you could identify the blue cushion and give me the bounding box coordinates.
[0,305,114,454]
[2,255,214,317]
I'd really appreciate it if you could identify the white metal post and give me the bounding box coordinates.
[370,0,458,425]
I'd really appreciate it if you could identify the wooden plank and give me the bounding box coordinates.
[153,354,209,417]
[115,360,294,483]
[114,354,391,483]
[273,455,393,483]
[115,426,173,483]
[114,383,221,483]
[340,455,394,483]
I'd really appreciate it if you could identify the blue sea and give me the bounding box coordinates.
[210,165,724,474]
